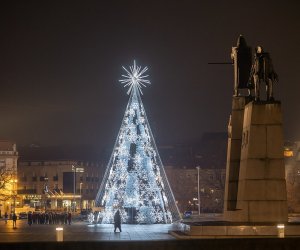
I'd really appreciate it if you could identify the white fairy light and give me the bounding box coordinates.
[134,153,143,165]
[153,196,160,205]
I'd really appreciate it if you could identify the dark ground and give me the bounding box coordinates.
[1,238,300,250]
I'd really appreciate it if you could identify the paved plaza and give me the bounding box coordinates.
[0,219,178,242]
[1,218,300,250]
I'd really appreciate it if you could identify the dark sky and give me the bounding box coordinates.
[1,0,300,150]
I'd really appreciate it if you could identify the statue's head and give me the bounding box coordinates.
[256,46,263,54]
[237,35,247,47]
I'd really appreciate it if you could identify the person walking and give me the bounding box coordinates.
[4,212,8,224]
[114,210,122,233]
[12,213,17,229]
[67,212,72,225]
[28,211,33,226]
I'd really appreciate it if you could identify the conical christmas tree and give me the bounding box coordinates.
[96,61,181,224]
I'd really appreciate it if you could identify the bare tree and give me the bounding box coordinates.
[0,166,13,201]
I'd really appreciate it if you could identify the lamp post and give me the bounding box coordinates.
[44,177,49,211]
[10,179,18,214]
[72,166,76,212]
[79,182,83,212]
[72,165,84,213]
[196,166,201,216]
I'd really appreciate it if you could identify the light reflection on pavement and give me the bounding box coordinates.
[0,219,179,242]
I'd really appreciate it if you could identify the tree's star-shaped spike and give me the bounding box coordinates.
[119,60,151,95]
[138,67,148,77]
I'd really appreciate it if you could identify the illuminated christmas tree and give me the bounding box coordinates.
[96,61,181,224]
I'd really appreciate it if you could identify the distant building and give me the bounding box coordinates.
[14,134,228,214]
[16,133,300,215]
[18,160,103,211]
[165,166,225,213]
[12,136,300,216]
[17,145,105,211]
[285,141,300,213]
[159,133,228,213]
[0,140,19,216]
[163,139,300,214]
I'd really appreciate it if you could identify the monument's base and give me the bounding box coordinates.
[171,222,300,239]
[224,101,288,223]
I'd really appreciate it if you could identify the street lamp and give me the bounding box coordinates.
[196,166,201,216]
[79,182,83,212]
[44,177,49,211]
[72,165,84,212]
[72,166,76,212]
[10,179,18,214]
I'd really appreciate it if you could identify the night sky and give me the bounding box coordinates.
[1,1,300,151]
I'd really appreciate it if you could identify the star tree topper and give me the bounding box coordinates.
[119,60,151,95]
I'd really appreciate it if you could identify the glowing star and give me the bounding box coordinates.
[119,60,151,95]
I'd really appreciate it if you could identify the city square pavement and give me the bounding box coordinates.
[0,218,178,242]
[1,218,300,250]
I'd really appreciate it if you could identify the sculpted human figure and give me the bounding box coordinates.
[231,35,252,96]
[249,46,278,101]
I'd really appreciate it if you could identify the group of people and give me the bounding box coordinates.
[3,211,72,227]
[3,210,122,232]
[27,211,72,225]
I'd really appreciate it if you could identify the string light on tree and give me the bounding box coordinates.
[96,60,180,224]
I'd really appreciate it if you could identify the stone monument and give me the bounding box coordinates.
[231,35,252,96]
[223,36,288,223]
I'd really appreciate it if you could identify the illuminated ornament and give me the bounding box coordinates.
[119,60,151,95]
[88,212,95,224]
[96,61,181,224]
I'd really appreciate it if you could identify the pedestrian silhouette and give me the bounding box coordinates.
[114,210,122,232]
[4,212,8,224]
[28,211,33,226]
[12,213,17,229]
[67,212,72,225]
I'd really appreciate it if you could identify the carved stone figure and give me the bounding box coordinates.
[231,35,252,96]
[249,46,278,101]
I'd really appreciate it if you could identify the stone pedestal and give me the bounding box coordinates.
[224,97,246,213]
[224,100,288,223]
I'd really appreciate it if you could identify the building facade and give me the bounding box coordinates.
[0,140,19,216]
[165,166,226,213]
[284,141,300,213]
[17,160,104,212]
